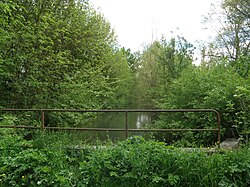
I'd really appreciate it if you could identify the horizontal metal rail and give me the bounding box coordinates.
[0,125,218,132]
[0,108,220,113]
[0,108,221,148]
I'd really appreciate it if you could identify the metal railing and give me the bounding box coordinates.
[0,109,221,148]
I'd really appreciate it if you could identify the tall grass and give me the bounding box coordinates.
[1,133,250,186]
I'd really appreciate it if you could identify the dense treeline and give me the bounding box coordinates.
[0,0,249,145]
[0,0,134,109]
[0,0,135,126]
[0,0,250,186]
[135,0,249,145]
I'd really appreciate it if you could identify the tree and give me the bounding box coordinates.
[107,48,135,108]
[0,0,134,127]
[155,64,250,145]
[136,41,162,108]
[203,0,250,76]
[120,47,140,73]
[135,36,194,108]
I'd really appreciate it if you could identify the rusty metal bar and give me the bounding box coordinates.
[214,110,221,148]
[0,126,218,132]
[125,111,128,139]
[0,108,219,113]
[128,128,218,132]
[0,125,41,129]
[44,127,126,131]
[41,110,45,130]
[0,125,124,132]
[0,108,221,148]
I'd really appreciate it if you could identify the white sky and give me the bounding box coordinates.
[90,0,221,53]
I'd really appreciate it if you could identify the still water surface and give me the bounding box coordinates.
[91,112,152,140]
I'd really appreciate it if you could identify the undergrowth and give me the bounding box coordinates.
[1,133,250,186]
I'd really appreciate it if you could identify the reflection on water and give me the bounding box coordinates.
[136,114,151,129]
[89,112,152,140]
[93,112,152,129]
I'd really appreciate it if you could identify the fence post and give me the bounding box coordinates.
[215,110,221,149]
[125,111,128,139]
[41,110,45,130]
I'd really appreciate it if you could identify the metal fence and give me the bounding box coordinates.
[0,108,221,148]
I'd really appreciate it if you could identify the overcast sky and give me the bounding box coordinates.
[90,0,221,53]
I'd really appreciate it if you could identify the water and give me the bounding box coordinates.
[90,112,152,141]
[136,113,151,129]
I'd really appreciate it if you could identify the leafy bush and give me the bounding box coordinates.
[154,65,250,146]
[1,135,250,186]
[78,136,250,186]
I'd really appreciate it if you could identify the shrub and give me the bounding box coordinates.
[154,65,250,146]
[1,135,250,186]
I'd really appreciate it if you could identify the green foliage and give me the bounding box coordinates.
[0,0,134,128]
[0,145,77,186]
[0,114,18,136]
[2,135,250,186]
[0,131,89,186]
[136,36,194,108]
[202,0,249,76]
[154,64,250,146]
[0,0,249,157]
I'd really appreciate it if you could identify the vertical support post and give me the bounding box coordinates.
[215,110,221,149]
[41,110,45,130]
[125,111,128,139]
